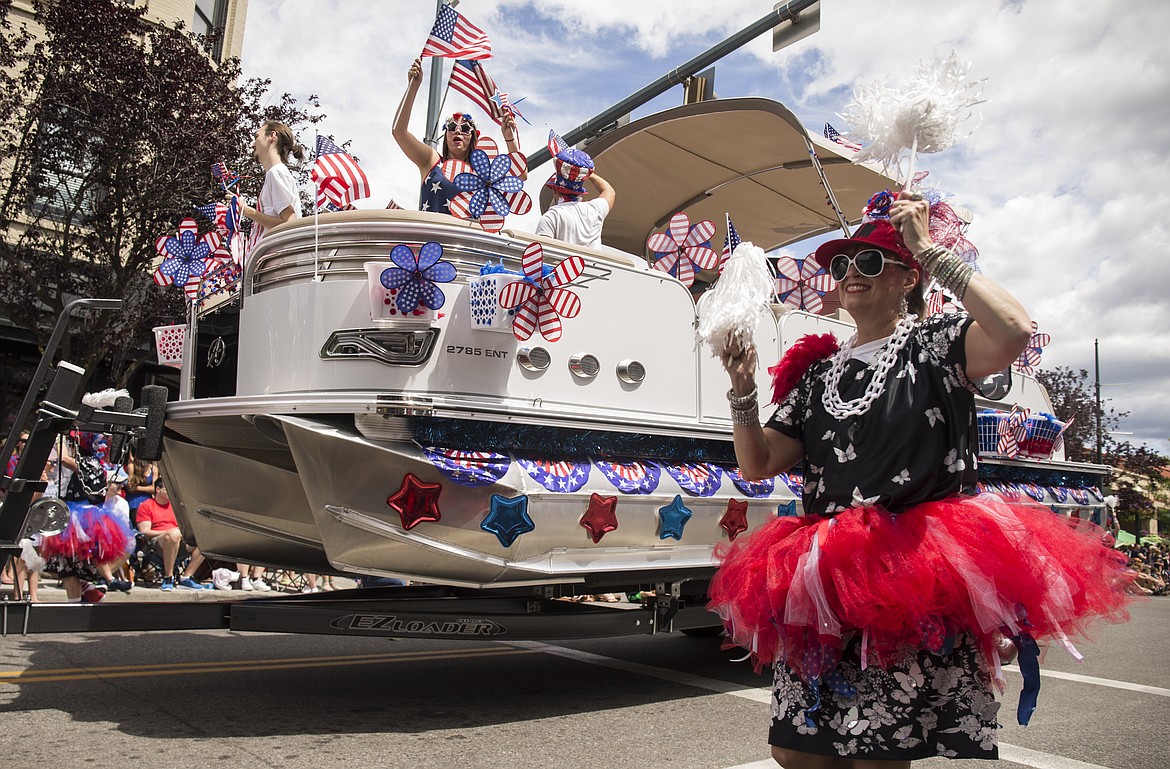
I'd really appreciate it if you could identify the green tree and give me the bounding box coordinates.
[1036,366,1127,463]
[1106,442,1169,541]
[0,0,322,395]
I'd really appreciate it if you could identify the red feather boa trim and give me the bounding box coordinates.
[768,333,840,405]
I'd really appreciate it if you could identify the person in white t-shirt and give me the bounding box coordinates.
[535,143,615,250]
[227,120,304,255]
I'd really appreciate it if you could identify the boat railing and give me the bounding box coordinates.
[246,209,640,297]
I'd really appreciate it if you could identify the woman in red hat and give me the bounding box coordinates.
[710,192,1132,766]
[394,58,522,215]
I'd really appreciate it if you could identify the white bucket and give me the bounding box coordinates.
[153,324,186,368]
[364,261,437,324]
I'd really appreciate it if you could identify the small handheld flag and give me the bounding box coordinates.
[421,5,491,61]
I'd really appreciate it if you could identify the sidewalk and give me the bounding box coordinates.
[0,575,360,604]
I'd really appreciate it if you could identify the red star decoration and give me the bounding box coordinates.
[580,492,618,543]
[719,499,749,541]
[386,473,443,530]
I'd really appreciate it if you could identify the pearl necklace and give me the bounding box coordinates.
[821,315,917,420]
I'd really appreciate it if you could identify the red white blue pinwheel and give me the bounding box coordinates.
[381,241,457,314]
[153,217,221,301]
[450,147,530,233]
[498,242,583,342]
[646,212,718,287]
[1012,321,1050,376]
[774,254,835,313]
[195,199,244,265]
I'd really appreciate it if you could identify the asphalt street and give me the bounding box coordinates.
[0,591,1165,769]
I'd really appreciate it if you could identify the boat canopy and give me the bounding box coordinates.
[571,97,898,257]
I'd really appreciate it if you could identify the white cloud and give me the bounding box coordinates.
[239,0,1170,454]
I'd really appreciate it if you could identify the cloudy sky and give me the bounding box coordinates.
[238,0,1170,456]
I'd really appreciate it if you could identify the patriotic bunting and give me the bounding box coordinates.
[422,447,510,487]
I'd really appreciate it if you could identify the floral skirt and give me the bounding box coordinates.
[769,634,998,760]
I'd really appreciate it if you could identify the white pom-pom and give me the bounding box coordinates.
[696,241,773,358]
[19,538,45,572]
[82,388,129,408]
[841,52,985,176]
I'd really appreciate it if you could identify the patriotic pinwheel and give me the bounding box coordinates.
[997,404,1029,458]
[497,242,583,342]
[380,241,457,314]
[152,218,220,300]
[1012,321,1050,376]
[450,147,530,233]
[646,212,718,287]
[774,254,835,313]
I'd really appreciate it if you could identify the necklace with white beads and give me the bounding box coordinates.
[822,315,917,420]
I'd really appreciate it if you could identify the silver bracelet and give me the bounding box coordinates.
[913,243,975,302]
[730,405,759,427]
[726,386,758,408]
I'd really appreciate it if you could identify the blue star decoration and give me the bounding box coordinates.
[386,473,443,531]
[580,492,618,543]
[657,494,693,541]
[777,500,798,517]
[481,494,534,548]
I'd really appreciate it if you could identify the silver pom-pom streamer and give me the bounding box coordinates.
[697,241,773,358]
[841,52,985,185]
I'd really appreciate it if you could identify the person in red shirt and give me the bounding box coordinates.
[136,480,205,591]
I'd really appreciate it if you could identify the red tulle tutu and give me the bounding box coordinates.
[708,493,1134,683]
[38,503,135,566]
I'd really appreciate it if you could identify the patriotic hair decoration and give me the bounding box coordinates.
[646,212,718,287]
[497,242,584,342]
[774,253,835,313]
[380,241,457,314]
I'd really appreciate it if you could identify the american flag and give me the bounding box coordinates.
[311,135,371,210]
[449,59,504,126]
[824,123,862,152]
[719,213,741,271]
[386,199,403,210]
[211,161,240,190]
[547,129,570,157]
[421,5,491,61]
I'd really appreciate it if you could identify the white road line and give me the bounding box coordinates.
[1002,665,1170,697]
[504,640,772,703]
[511,642,1133,769]
[998,744,1112,769]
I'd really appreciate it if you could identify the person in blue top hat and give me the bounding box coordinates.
[535,138,615,249]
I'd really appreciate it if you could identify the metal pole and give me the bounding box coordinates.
[525,0,821,170]
[423,0,453,147]
[1095,338,1102,464]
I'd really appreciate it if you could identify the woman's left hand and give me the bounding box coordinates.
[889,192,932,255]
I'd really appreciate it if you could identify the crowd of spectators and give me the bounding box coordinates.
[1118,542,1169,595]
